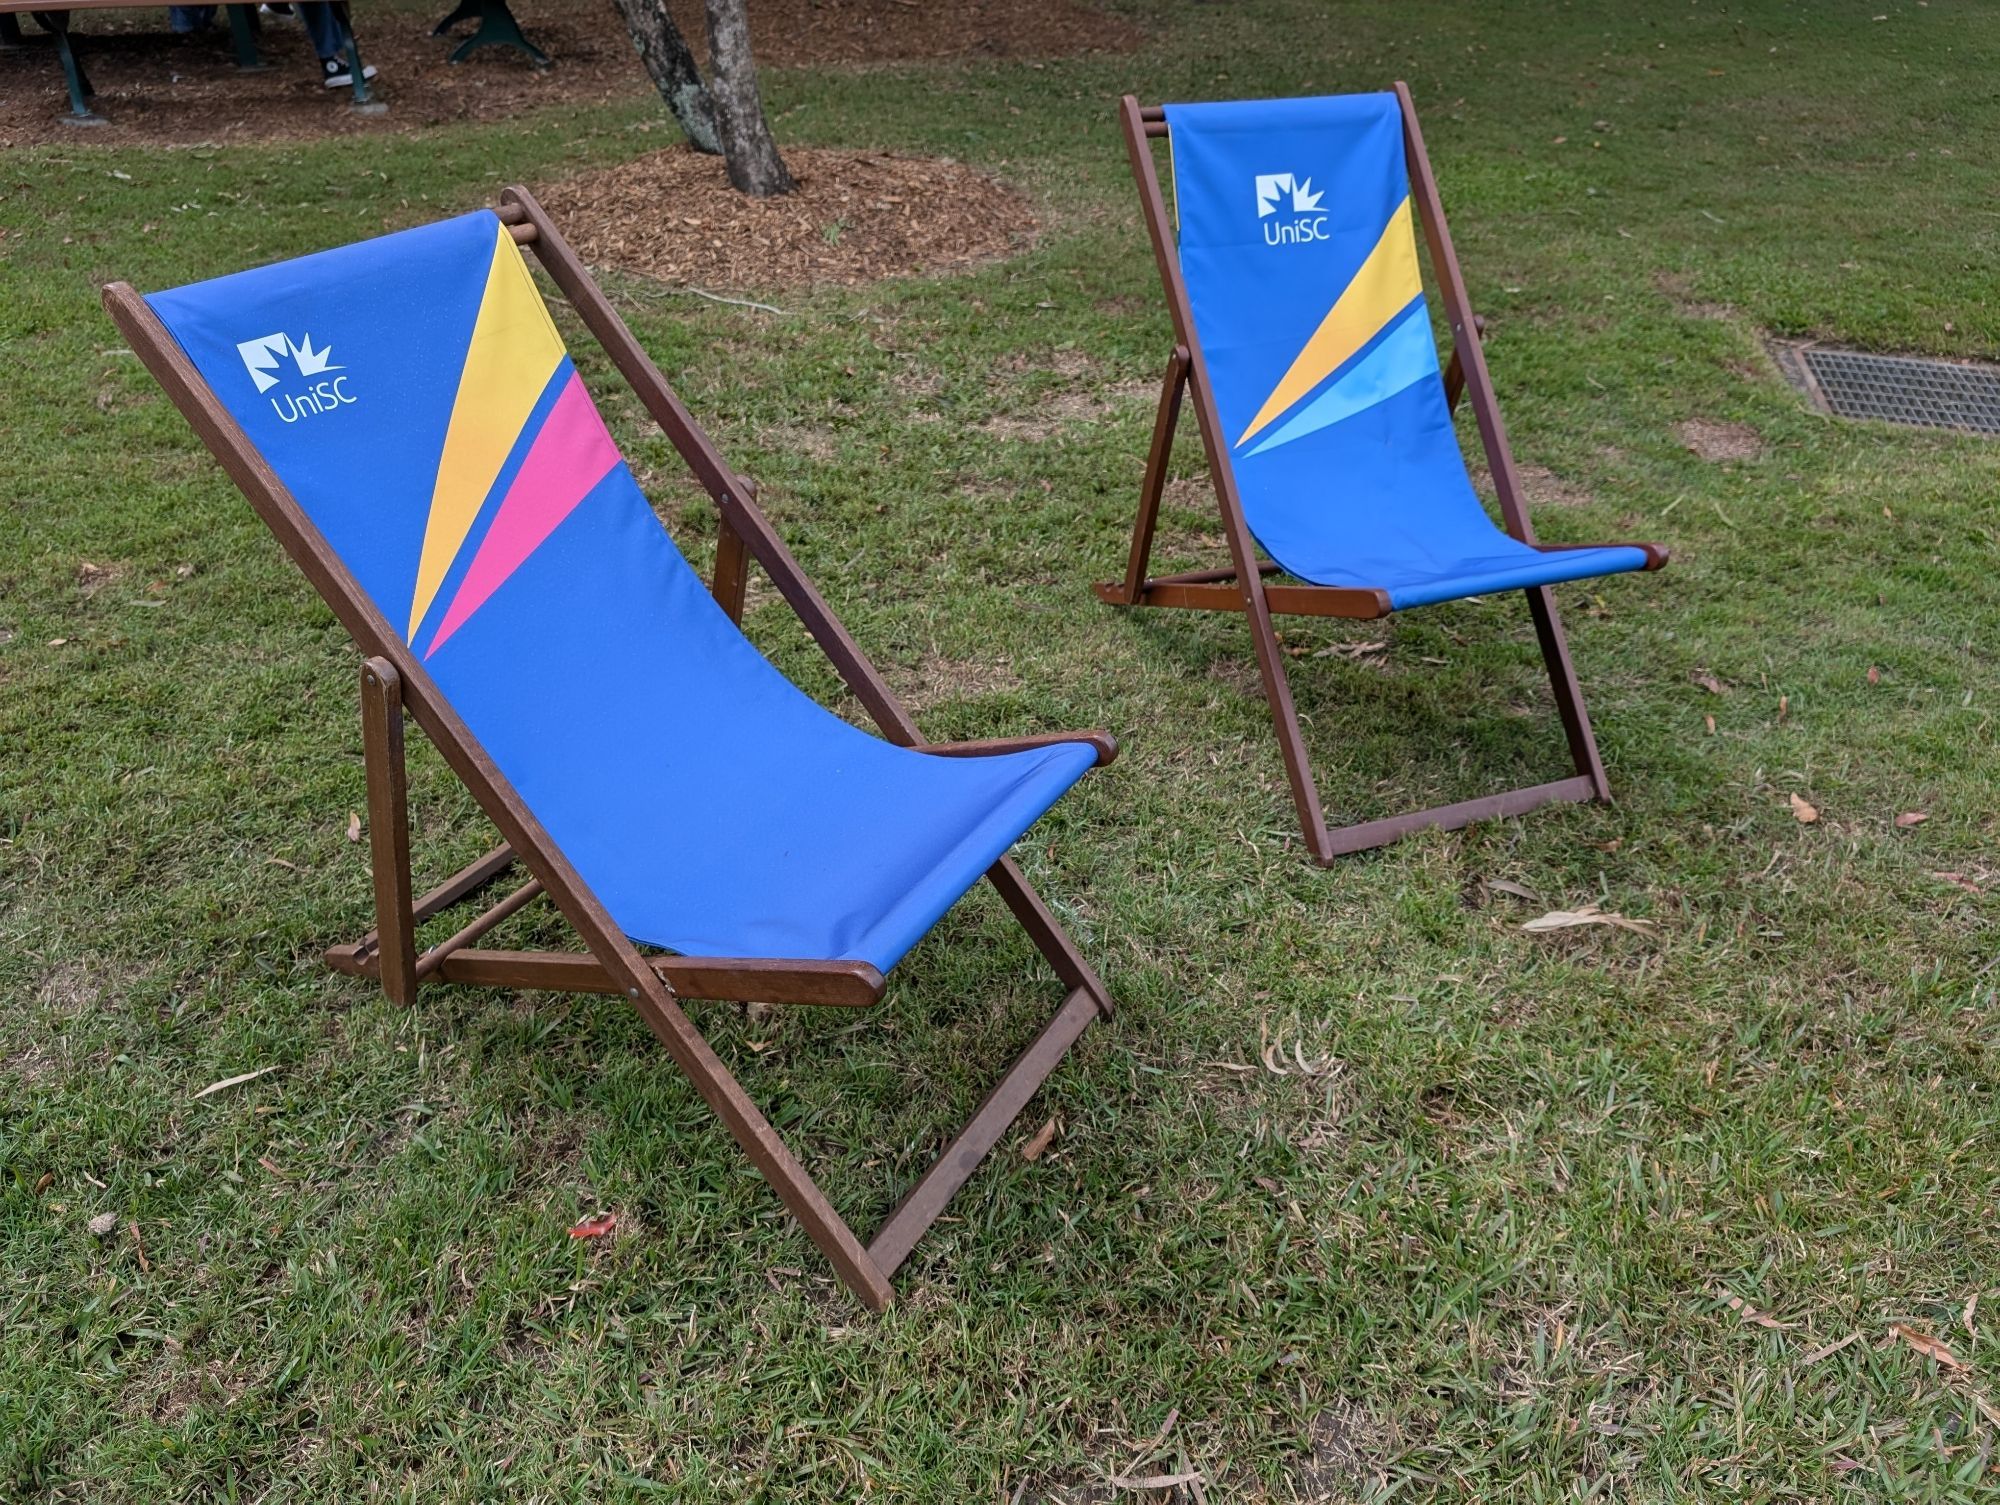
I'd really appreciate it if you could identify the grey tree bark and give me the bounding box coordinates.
[702,0,795,197]
[607,0,721,155]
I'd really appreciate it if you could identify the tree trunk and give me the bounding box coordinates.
[703,0,794,196]
[608,0,720,155]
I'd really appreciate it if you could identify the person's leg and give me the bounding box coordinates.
[296,1,341,58]
[298,1,375,86]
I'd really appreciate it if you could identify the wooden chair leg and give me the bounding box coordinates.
[360,657,419,1005]
[1524,585,1612,800]
[712,516,749,624]
[1114,346,1189,603]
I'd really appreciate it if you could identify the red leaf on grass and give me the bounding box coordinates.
[568,1213,617,1239]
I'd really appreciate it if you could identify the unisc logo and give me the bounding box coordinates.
[1254,172,1328,247]
[235,331,356,423]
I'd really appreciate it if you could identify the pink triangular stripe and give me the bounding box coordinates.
[425,371,621,657]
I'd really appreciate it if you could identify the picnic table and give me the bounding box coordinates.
[432,0,547,68]
[0,1,376,123]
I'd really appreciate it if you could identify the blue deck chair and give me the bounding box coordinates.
[104,191,1117,1309]
[1100,87,1667,861]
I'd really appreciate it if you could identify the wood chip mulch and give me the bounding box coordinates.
[0,6,637,147]
[536,145,1037,292]
[0,0,1140,149]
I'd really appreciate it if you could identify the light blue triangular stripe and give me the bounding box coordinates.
[1244,300,1442,457]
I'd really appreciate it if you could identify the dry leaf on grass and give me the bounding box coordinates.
[1889,1323,1965,1370]
[346,811,361,843]
[1789,793,1819,824]
[1721,1291,1792,1330]
[1020,1117,1058,1163]
[191,1065,279,1100]
[1693,672,1727,695]
[1107,1471,1206,1493]
[1894,811,1928,827]
[1487,879,1541,903]
[1800,1331,1863,1364]
[1933,871,1985,895]
[1522,904,1656,935]
[568,1213,617,1239]
[87,1211,118,1238]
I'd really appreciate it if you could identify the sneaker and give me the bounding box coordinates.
[321,56,378,88]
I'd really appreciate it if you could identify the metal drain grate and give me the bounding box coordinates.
[1793,345,2000,435]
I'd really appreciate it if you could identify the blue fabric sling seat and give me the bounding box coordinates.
[1164,93,1651,609]
[146,211,1097,975]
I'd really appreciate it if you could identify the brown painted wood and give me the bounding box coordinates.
[1541,540,1670,570]
[437,949,888,1007]
[1395,80,1623,803]
[1115,345,1189,603]
[1147,562,1283,586]
[711,511,750,623]
[986,855,1113,1016]
[106,193,1116,1310]
[1320,775,1596,859]
[104,277,896,1314]
[326,841,517,975]
[922,731,1118,767]
[1099,579,1392,619]
[414,877,544,979]
[867,985,1097,1276]
[359,657,418,1005]
[1111,88,1667,857]
[1118,95,1334,860]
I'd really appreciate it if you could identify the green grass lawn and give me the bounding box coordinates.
[4,0,1999,1498]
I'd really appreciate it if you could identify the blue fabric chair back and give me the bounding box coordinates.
[148,213,1094,970]
[1164,95,1646,606]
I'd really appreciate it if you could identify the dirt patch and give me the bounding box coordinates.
[0,0,1139,148]
[890,651,1022,712]
[538,146,1036,291]
[978,372,1152,439]
[1678,417,1765,462]
[1469,461,1595,508]
[1655,270,1732,322]
[1284,1400,1396,1500]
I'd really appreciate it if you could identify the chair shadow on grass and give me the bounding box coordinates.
[1114,589,1589,843]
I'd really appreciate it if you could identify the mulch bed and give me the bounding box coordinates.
[0,5,635,146]
[0,0,1141,148]
[673,0,1144,68]
[536,145,1037,291]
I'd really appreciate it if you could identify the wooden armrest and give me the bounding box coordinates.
[920,731,1119,767]
[1538,540,1670,570]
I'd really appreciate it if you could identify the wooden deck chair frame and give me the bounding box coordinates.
[1099,85,1666,863]
[102,188,1116,1311]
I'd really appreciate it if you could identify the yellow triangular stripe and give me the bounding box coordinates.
[1236,195,1423,448]
[406,221,566,641]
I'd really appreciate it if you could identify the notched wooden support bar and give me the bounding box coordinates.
[434,948,887,1007]
[1319,775,1597,861]
[414,877,545,979]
